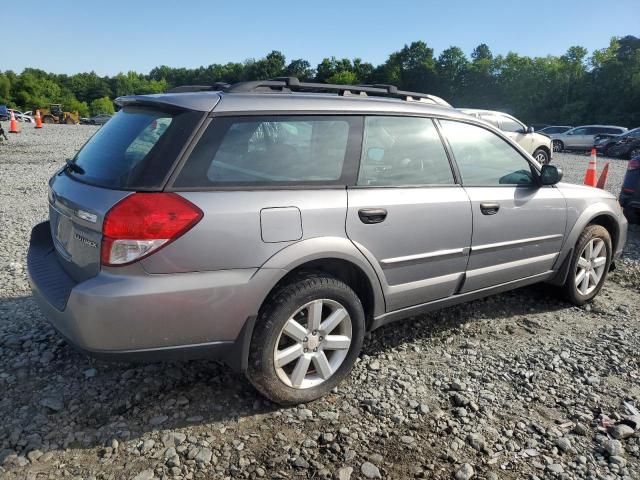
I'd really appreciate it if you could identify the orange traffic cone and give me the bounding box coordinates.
[8,111,20,133]
[584,148,597,187]
[34,110,43,129]
[596,162,609,190]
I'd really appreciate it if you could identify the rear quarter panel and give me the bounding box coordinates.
[140,190,348,273]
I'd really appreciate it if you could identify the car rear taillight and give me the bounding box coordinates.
[628,159,640,171]
[101,193,203,266]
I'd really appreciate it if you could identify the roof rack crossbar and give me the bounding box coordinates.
[221,77,451,107]
[167,82,230,93]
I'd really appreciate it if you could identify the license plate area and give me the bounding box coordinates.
[51,205,73,260]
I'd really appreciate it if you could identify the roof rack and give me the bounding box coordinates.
[167,82,230,93]
[223,77,451,107]
[167,77,451,107]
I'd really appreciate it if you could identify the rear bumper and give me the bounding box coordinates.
[27,221,282,366]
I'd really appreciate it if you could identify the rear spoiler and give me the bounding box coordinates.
[115,93,220,113]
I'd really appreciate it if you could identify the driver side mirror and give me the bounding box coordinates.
[526,126,535,134]
[540,164,563,185]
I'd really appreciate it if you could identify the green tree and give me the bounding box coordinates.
[89,96,115,115]
[0,73,11,104]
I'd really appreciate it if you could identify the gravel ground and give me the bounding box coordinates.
[0,126,639,480]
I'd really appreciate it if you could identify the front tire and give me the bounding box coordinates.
[246,272,365,405]
[562,225,612,305]
[533,148,550,165]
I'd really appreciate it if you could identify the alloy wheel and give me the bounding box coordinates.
[273,299,352,389]
[575,238,607,296]
[535,151,548,164]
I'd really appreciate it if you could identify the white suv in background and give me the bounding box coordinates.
[460,109,553,164]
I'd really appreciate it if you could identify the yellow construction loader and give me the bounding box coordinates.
[40,104,80,124]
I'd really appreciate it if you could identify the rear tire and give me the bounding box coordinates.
[533,148,550,165]
[246,272,365,405]
[562,225,612,305]
[552,140,564,153]
[629,147,640,159]
[43,116,55,124]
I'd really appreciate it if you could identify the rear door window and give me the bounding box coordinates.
[570,127,589,135]
[173,116,362,187]
[357,116,454,186]
[70,107,203,189]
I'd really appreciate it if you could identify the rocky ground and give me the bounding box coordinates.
[0,125,639,480]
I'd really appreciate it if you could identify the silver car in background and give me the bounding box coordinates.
[550,125,628,152]
[27,78,627,405]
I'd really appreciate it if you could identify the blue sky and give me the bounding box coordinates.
[5,0,639,75]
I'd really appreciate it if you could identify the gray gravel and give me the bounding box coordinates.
[1,126,639,479]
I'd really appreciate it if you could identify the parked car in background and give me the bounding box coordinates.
[530,123,549,131]
[594,127,640,157]
[607,133,640,160]
[86,113,112,125]
[550,125,627,152]
[620,154,640,224]
[459,109,553,164]
[27,78,627,405]
[8,109,34,123]
[0,105,8,121]
[536,125,573,135]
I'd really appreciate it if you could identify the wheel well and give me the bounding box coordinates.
[535,145,551,156]
[589,214,619,251]
[264,258,376,328]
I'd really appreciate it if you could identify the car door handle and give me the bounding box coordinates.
[358,208,388,224]
[480,203,500,215]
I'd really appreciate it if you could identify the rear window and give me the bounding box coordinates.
[173,115,361,187]
[69,106,203,189]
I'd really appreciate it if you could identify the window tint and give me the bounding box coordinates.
[440,120,535,186]
[629,129,640,138]
[499,116,525,133]
[70,107,203,189]
[479,114,500,128]
[357,116,454,186]
[570,127,589,135]
[585,127,602,135]
[174,116,359,186]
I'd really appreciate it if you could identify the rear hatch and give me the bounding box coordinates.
[49,105,205,282]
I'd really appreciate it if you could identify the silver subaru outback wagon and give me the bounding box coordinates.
[27,78,627,405]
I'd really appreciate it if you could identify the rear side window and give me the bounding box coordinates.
[357,116,454,186]
[70,107,202,189]
[174,116,361,187]
[440,120,535,186]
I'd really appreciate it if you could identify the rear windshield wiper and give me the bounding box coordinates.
[64,158,85,175]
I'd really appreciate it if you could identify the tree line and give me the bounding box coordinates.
[1,35,638,126]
